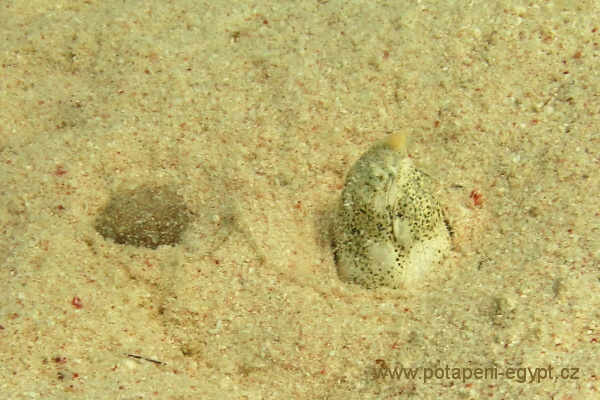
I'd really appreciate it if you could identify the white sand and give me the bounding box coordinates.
[1,1,598,398]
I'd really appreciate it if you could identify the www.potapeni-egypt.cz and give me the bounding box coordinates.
[370,364,580,383]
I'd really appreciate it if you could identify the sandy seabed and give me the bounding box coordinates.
[1,1,598,399]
